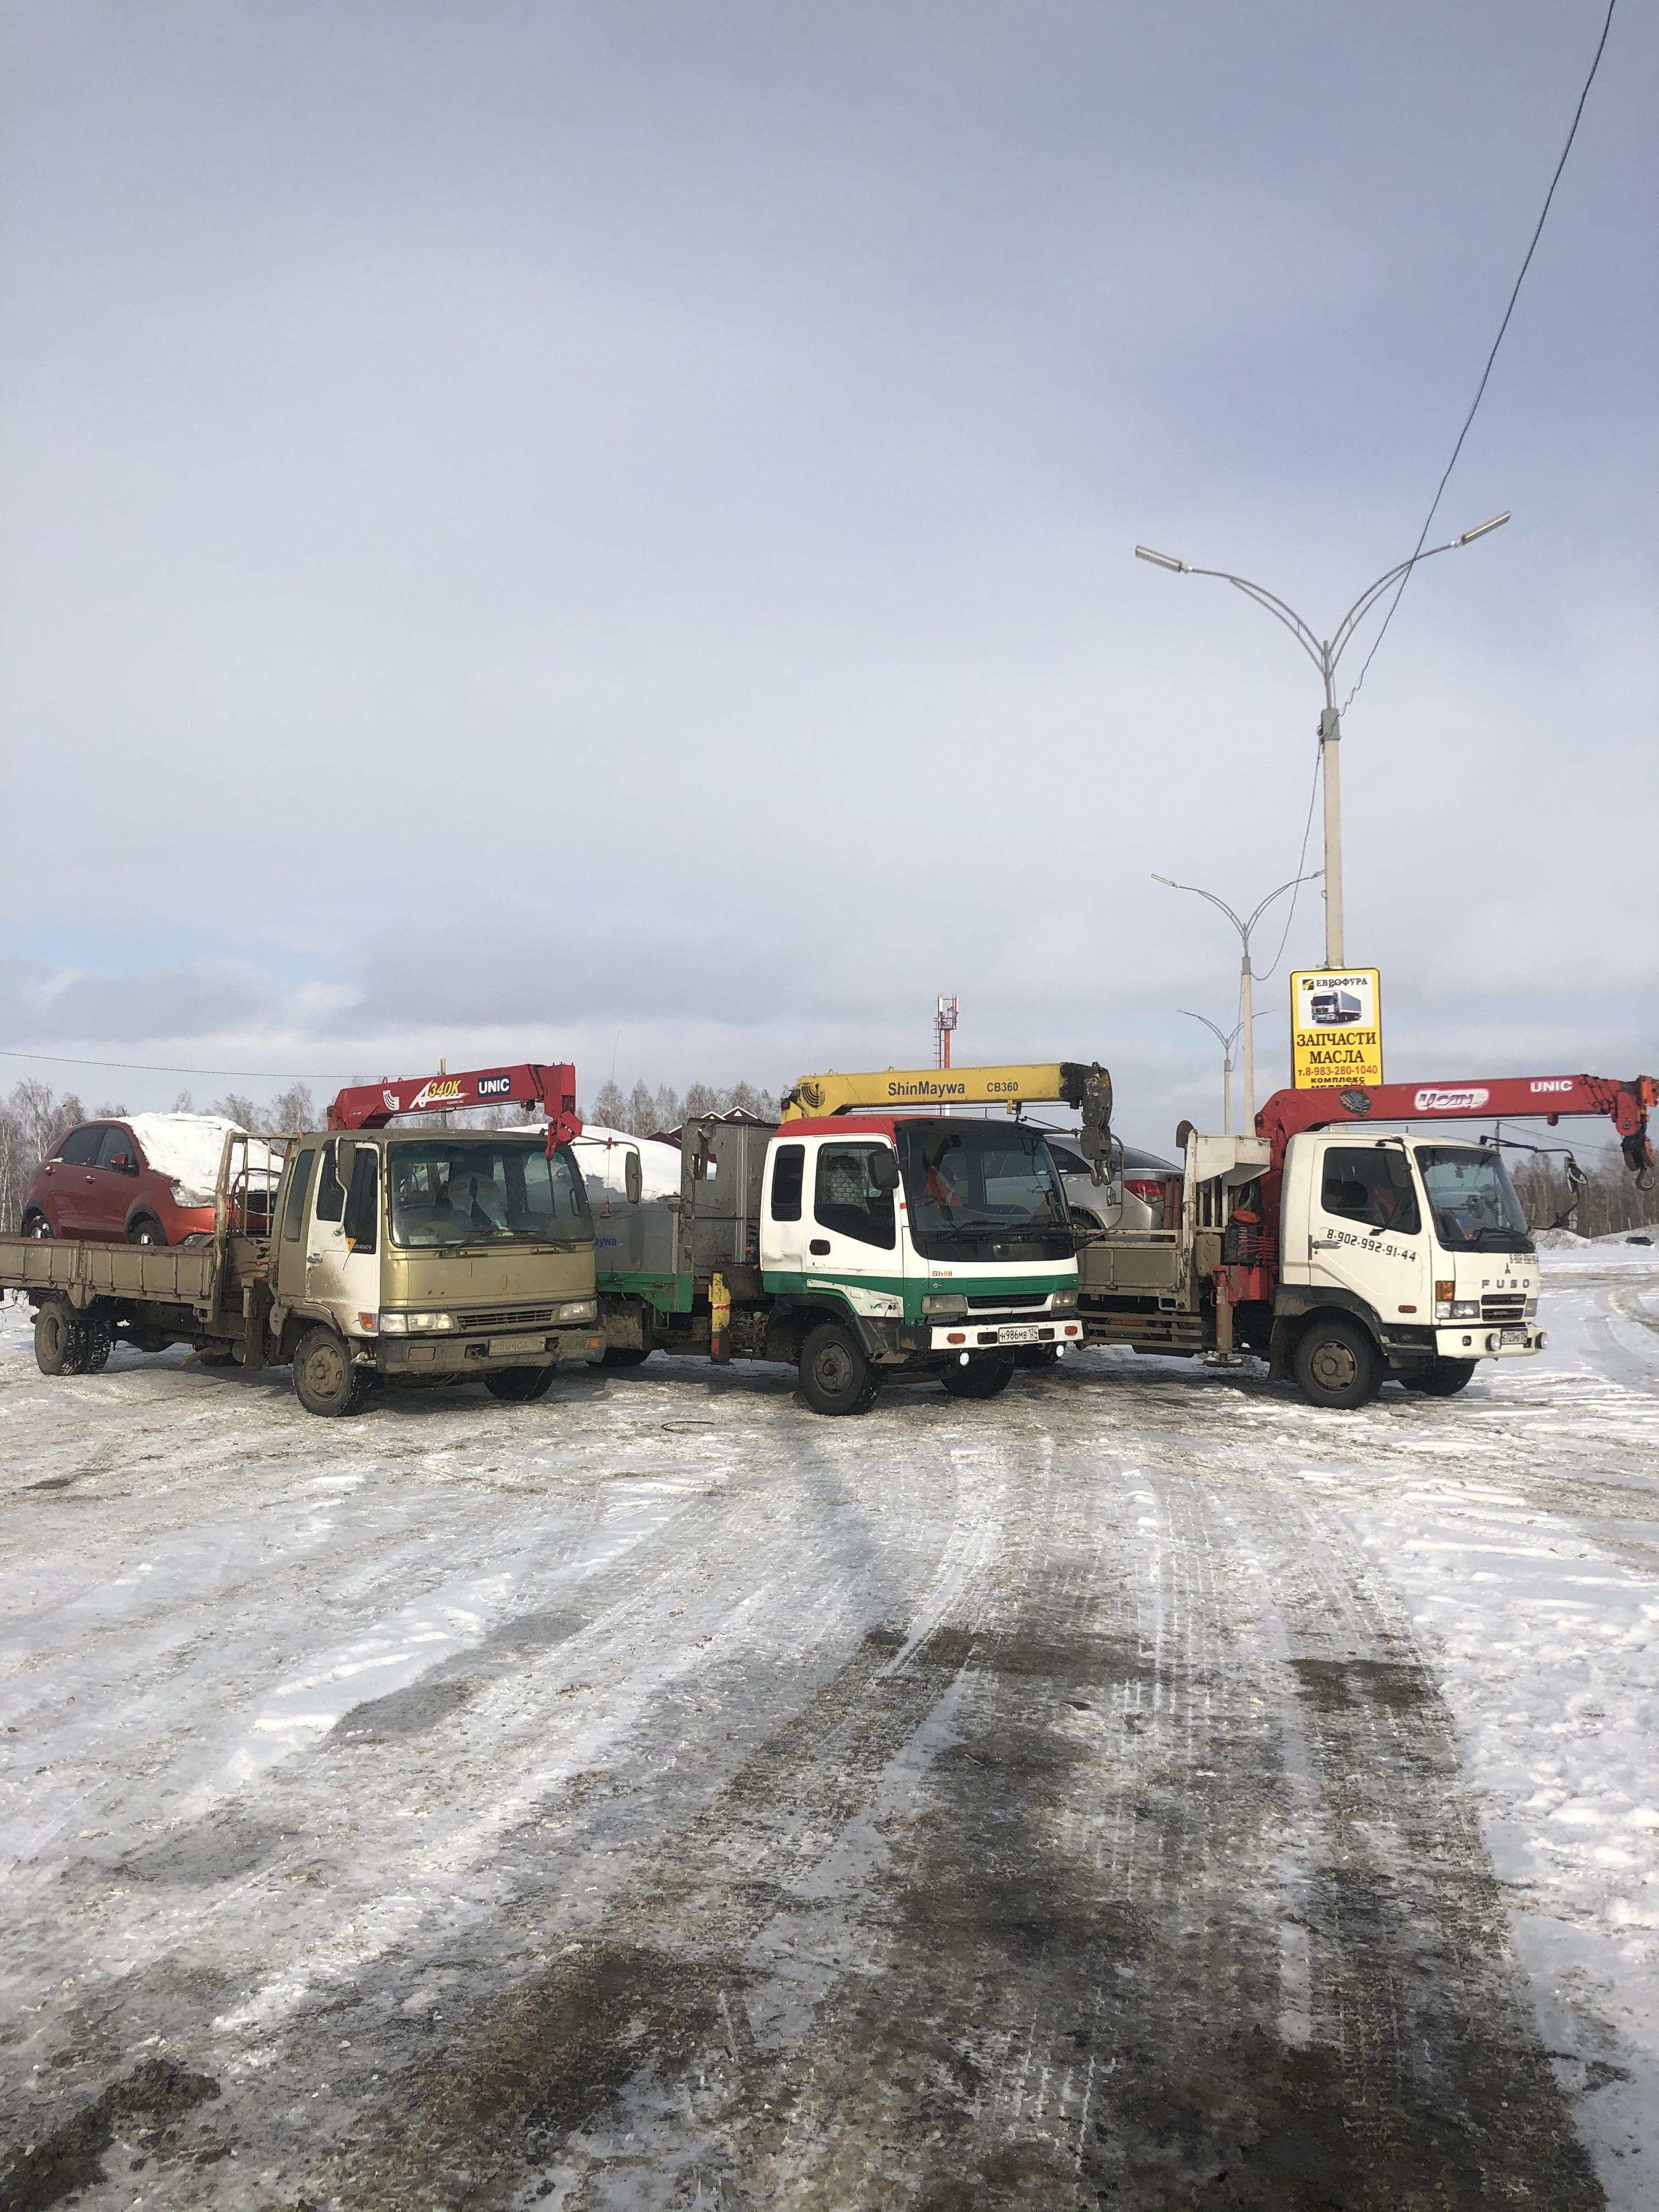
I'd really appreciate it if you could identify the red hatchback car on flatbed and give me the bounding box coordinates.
[19,1115,236,1246]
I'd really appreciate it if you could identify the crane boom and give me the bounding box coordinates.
[1256,1073,1655,1184]
[781,1062,1114,1167]
[326,1061,582,1149]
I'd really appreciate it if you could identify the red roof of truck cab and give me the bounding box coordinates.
[783,1116,900,1140]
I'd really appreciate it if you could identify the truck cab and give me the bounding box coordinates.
[1276,1131,1542,1400]
[589,1111,1082,1413]
[270,1127,603,1413]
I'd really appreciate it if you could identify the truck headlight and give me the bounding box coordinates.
[1049,1286,1078,1312]
[380,1311,457,1334]
[923,1294,968,1317]
[557,1298,599,1323]
[1435,1300,1480,1322]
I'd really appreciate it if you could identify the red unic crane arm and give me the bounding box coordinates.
[327,1063,582,1151]
[1256,1074,1656,1185]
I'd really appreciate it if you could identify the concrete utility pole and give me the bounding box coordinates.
[1177,1011,1240,1133]
[1136,515,1509,967]
[1155,872,1321,1125]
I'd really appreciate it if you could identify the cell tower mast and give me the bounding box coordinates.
[933,995,958,1070]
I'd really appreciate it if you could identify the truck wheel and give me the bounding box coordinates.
[1404,1359,1476,1397]
[35,1300,89,1375]
[800,1320,879,1416]
[599,1346,652,1368]
[484,1367,555,1402]
[941,1355,1015,1400]
[21,1209,51,1239]
[126,1216,168,1246]
[1292,1317,1381,1409]
[292,1327,362,1418]
[82,1309,115,1373]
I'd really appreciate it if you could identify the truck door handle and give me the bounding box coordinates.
[809,1238,830,1255]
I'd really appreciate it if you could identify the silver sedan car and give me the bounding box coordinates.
[1045,1136,1181,1234]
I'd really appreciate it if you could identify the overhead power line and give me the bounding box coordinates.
[1345,0,1619,709]
[0,1046,338,1081]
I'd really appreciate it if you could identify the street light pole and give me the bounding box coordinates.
[1155,871,1322,1125]
[1137,514,1509,967]
[1177,1011,1239,1134]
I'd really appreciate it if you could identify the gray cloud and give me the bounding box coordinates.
[1,2,1653,1139]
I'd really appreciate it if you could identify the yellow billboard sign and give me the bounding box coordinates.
[1290,969,1383,1089]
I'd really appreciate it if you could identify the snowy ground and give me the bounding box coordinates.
[2,1241,1656,2211]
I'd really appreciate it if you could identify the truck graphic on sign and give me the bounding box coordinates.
[1309,989,1363,1026]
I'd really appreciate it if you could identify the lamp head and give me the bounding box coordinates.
[1136,545,1188,573]
[1453,511,1510,547]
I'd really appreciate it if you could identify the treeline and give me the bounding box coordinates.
[584,1079,778,1137]
[1509,1148,1659,1239]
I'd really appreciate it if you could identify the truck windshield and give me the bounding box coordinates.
[897,1122,1070,1263]
[1414,1147,1533,1254]
[387,1140,592,1249]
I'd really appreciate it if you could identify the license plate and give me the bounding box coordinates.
[1498,1326,1527,1347]
[489,1335,545,1358]
[995,1323,1040,1344]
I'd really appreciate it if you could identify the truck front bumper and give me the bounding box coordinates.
[928,1319,1084,1353]
[374,1325,606,1375]
[1437,1323,1546,1360]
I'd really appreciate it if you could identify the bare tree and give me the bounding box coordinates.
[269,1082,316,1132]
[589,1079,628,1130]
[211,1093,262,1130]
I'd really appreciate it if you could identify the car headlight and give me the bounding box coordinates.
[1435,1300,1481,1322]
[1049,1286,1078,1312]
[379,1311,457,1334]
[557,1298,599,1323]
[923,1294,968,1317]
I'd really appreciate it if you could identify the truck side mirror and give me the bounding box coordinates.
[868,1149,899,1193]
[625,1152,643,1206]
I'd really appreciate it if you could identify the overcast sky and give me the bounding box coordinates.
[1,0,1654,1147]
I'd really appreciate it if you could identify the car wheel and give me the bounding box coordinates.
[799,1319,879,1415]
[35,1299,89,1376]
[1403,1359,1476,1397]
[599,1346,652,1368]
[484,1366,555,1402]
[20,1209,52,1239]
[126,1216,168,1246]
[292,1326,362,1417]
[941,1354,1015,1400]
[1291,1316,1382,1409]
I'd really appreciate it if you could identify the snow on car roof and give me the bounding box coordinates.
[125,1113,282,1202]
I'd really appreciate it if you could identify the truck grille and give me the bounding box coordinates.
[966,1293,1048,1311]
[458,1306,558,1333]
[1480,1295,1526,1323]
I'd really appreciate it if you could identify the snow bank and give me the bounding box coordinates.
[572,1124,684,1202]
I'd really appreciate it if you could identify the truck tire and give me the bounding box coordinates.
[292,1327,362,1418]
[485,1367,555,1402]
[599,1346,652,1368]
[35,1300,89,1376]
[20,1209,51,1239]
[1404,1359,1477,1397]
[799,1319,880,1416]
[1291,1316,1381,1410]
[126,1216,168,1246]
[941,1355,1015,1401]
[82,1308,115,1373]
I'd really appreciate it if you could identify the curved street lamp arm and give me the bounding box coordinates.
[1328,533,1472,664]
[1243,867,1323,943]
[1187,567,1328,675]
[1177,1009,1233,1053]
[1152,874,1247,939]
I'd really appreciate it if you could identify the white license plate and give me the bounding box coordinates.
[1497,1325,1527,1347]
[995,1323,1041,1344]
[489,1335,545,1358]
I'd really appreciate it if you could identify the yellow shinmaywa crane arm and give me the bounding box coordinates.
[780,1060,1114,1166]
